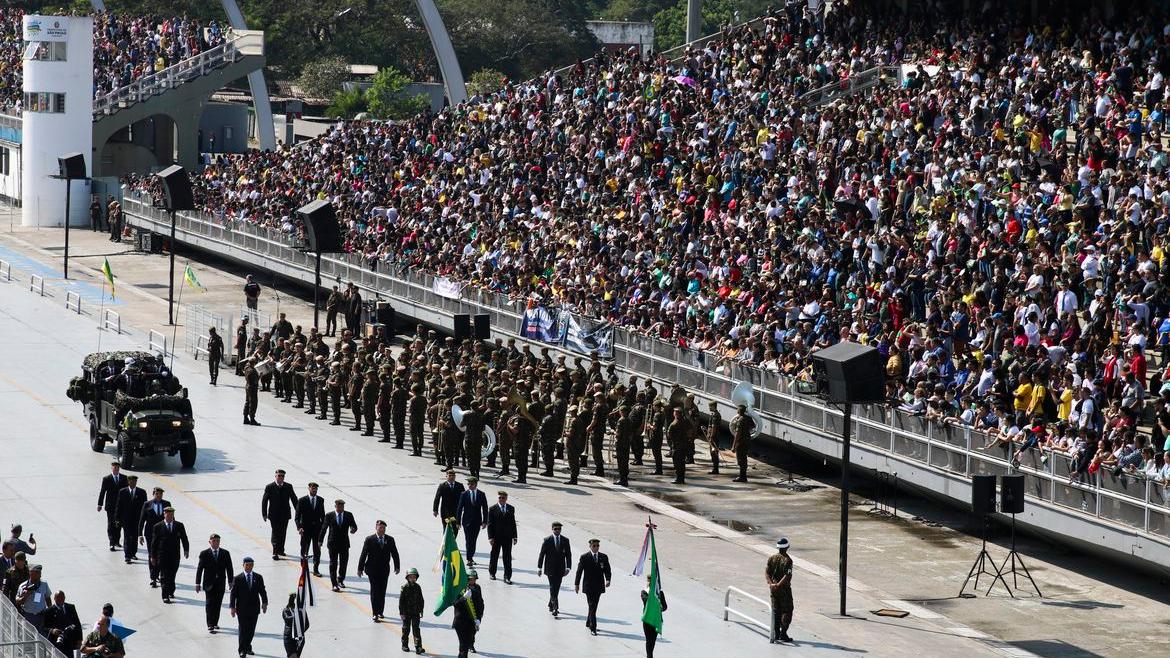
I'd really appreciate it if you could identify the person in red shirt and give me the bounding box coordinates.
[1129,344,1147,387]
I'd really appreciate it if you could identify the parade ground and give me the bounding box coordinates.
[0,222,1165,658]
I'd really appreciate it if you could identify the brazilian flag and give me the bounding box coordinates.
[433,521,468,615]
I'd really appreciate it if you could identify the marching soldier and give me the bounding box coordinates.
[361,370,379,437]
[706,401,722,475]
[408,384,427,456]
[613,405,633,487]
[566,399,592,485]
[442,399,463,471]
[629,391,647,465]
[494,397,513,478]
[234,318,249,376]
[207,327,224,386]
[291,354,307,408]
[462,399,484,478]
[243,359,260,426]
[428,394,446,466]
[666,407,688,484]
[538,395,563,477]
[587,392,609,477]
[646,399,666,475]
[305,356,322,416]
[349,363,365,433]
[377,370,394,443]
[328,363,343,425]
[509,399,536,484]
[684,394,701,464]
[730,405,755,482]
[391,374,409,449]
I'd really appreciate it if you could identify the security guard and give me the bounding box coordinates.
[765,538,794,643]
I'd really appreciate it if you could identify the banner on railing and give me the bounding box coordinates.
[564,314,614,358]
[433,277,463,300]
[520,306,566,344]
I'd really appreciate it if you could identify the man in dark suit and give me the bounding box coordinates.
[139,487,170,588]
[43,590,82,653]
[574,538,612,635]
[356,520,400,622]
[294,482,326,576]
[96,461,125,552]
[537,521,572,616]
[114,475,147,564]
[486,491,518,584]
[432,469,464,529]
[455,477,488,565]
[319,499,358,591]
[150,506,190,604]
[261,469,298,561]
[229,557,268,658]
[195,533,234,633]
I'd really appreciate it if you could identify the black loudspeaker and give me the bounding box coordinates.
[474,314,490,339]
[376,301,396,332]
[1000,475,1025,514]
[453,314,471,340]
[297,200,344,253]
[157,164,194,211]
[810,341,885,403]
[971,475,997,516]
[58,152,86,180]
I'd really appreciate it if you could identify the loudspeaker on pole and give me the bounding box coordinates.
[453,314,471,341]
[474,313,490,339]
[971,475,997,516]
[157,164,195,211]
[1000,475,1025,514]
[297,200,344,253]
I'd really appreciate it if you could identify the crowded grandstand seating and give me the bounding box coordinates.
[0,8,226,110]
[126,5,1170,484]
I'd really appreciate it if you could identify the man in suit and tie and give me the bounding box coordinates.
[150,506,189,604]
[432,469,464,529]
[138,487,170,588]
[96,461,125,552]
[43,590,82,653]
[486,491,518,584]
[319,499,358,591]
[455,476,488,565]
[295,482,326,577]
[195,533,234,634]
[537,521,572,616]
[574,538,612,636]
[356,520,400,622]
[261,469,298,561]
[114,475,147,564]
[229,557,268,658]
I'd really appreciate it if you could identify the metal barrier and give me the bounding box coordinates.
[185,304,229,357]
[102,309,121,335]
[27,274,43,297]
[64,291,81,314]
[798,65,899,107]
[239,305,271,333]
[723,586,774,642]
[0,594,69,658]
[118,195,1170,556]
[194,334,210,361]
[0,259,11,282]
[149,329,170,357]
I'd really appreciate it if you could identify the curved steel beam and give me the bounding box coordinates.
[414,0,467,106]
[219,0,277,150]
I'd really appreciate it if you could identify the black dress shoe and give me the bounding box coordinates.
[273,554,280,560]
[209,627,216,634]
[252,420,262,426]
[109,546,117,552]
[313,571,322,577]
[489,574,496,580]
[150,580,158,588]
[504,578,512,584]
[163,598,172,604]
[591,629,598,636]
[671,479,685,484]
[332,586,340,592]
[330,421,341,426]
[125,559,132,564]
[732,477,747,482]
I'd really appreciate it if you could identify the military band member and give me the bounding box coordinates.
[706,401,722,475]
[731,404,755,483]
[408,384,427,456]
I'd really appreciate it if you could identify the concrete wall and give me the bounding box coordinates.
[587,20,654,58]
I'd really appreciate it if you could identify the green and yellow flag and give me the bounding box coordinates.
[184,264,206,292]
[101,257,116,300]
[633,518,664,634]
[433,520,468,616]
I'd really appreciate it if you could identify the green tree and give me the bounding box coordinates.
[366,67,429,120]
[466,68,507,97]
[325,86,368,120]
[297,56,350,100]
[651,0,770,51]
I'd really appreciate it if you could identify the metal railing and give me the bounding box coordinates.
[148,329,170,357]
[0,595,68,658]
[101,309,121,335]
[723,586,774,642]
[194,334,210,361]
[798,65,899,107]
[92,30,265,119]
[27,275,43,297]
[64,291,81,314]
[184,304,229,358]
[0,260,11,282]
[119,196,1170,549]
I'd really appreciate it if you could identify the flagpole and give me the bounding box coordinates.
[170,260,188,371]
[97,279,107,351]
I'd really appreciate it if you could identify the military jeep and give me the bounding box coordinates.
[67,351,197,469]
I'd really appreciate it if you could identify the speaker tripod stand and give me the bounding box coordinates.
[959,516,1011,597]
[988,513,1041,597]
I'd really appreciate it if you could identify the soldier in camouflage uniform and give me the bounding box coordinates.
[408,384,427,456]
[730,405,755,482]
[391,373,409,449]
[377,369,394,443]
[361,369,379,437]
[538,395,563,477]
[399,568,425,653]
[629,391,647,465]
[614,404,634,487]
[566,398,593,485]
[328,363,343,425]
[461,398,484,478]
[646,399,666,475]
[666,407,688,484]
[706,400,722,475]
[587,392,610,477]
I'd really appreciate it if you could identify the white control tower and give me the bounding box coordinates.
[21,15,93,228]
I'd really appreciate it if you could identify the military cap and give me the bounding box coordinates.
[467,570,478,579]
[334,499,346,506]
[497,491,508,497]
[30,564,42,572]
[14,551,26,560]
[153,487,165,493]
[126,474,139,481]
[708,401,718,410]
[445,468,456,475]
[407,568,419,577]
[588,538,600,545]
[209,533,221,540]
[551,521,562,528]
[466,476,479,484]
[163,506,175,513]
[242,556,255,564]
[111,461,121,466]
[275,469,286,475]
[307,481,319,488]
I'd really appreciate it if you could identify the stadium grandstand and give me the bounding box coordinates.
[123,3,1170,488]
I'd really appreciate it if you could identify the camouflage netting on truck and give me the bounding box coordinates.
[82,350,157,371]
[66,376,89,402]
[114,391,193,416]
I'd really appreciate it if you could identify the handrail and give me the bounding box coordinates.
[102,309,121,334]
[0,259,11,282]
[0,593,69,658]
[92,30,263,120]
[28,274,44,296]
[118,196,1170,553]
[149,329,170,357]
[65,290,82,314]
[723,585,774,641]
[798,65,898,107]
[194,334,210,360]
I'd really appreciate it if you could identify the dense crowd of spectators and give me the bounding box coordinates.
[126,2,1170,488]
[0,7,226,110]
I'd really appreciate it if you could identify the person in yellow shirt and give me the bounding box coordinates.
[1013,372,1034,416]
[1056,373,1074,421]
[1028,376,1047,417]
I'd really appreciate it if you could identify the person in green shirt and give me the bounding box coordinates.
[80,615,124,657]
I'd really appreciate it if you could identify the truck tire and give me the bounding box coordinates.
[179,434,197,469]
[117,433,136,469]
[89,418,105,453]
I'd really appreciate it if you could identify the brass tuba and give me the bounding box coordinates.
[731,380,763,438]
[507,390,539,427]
